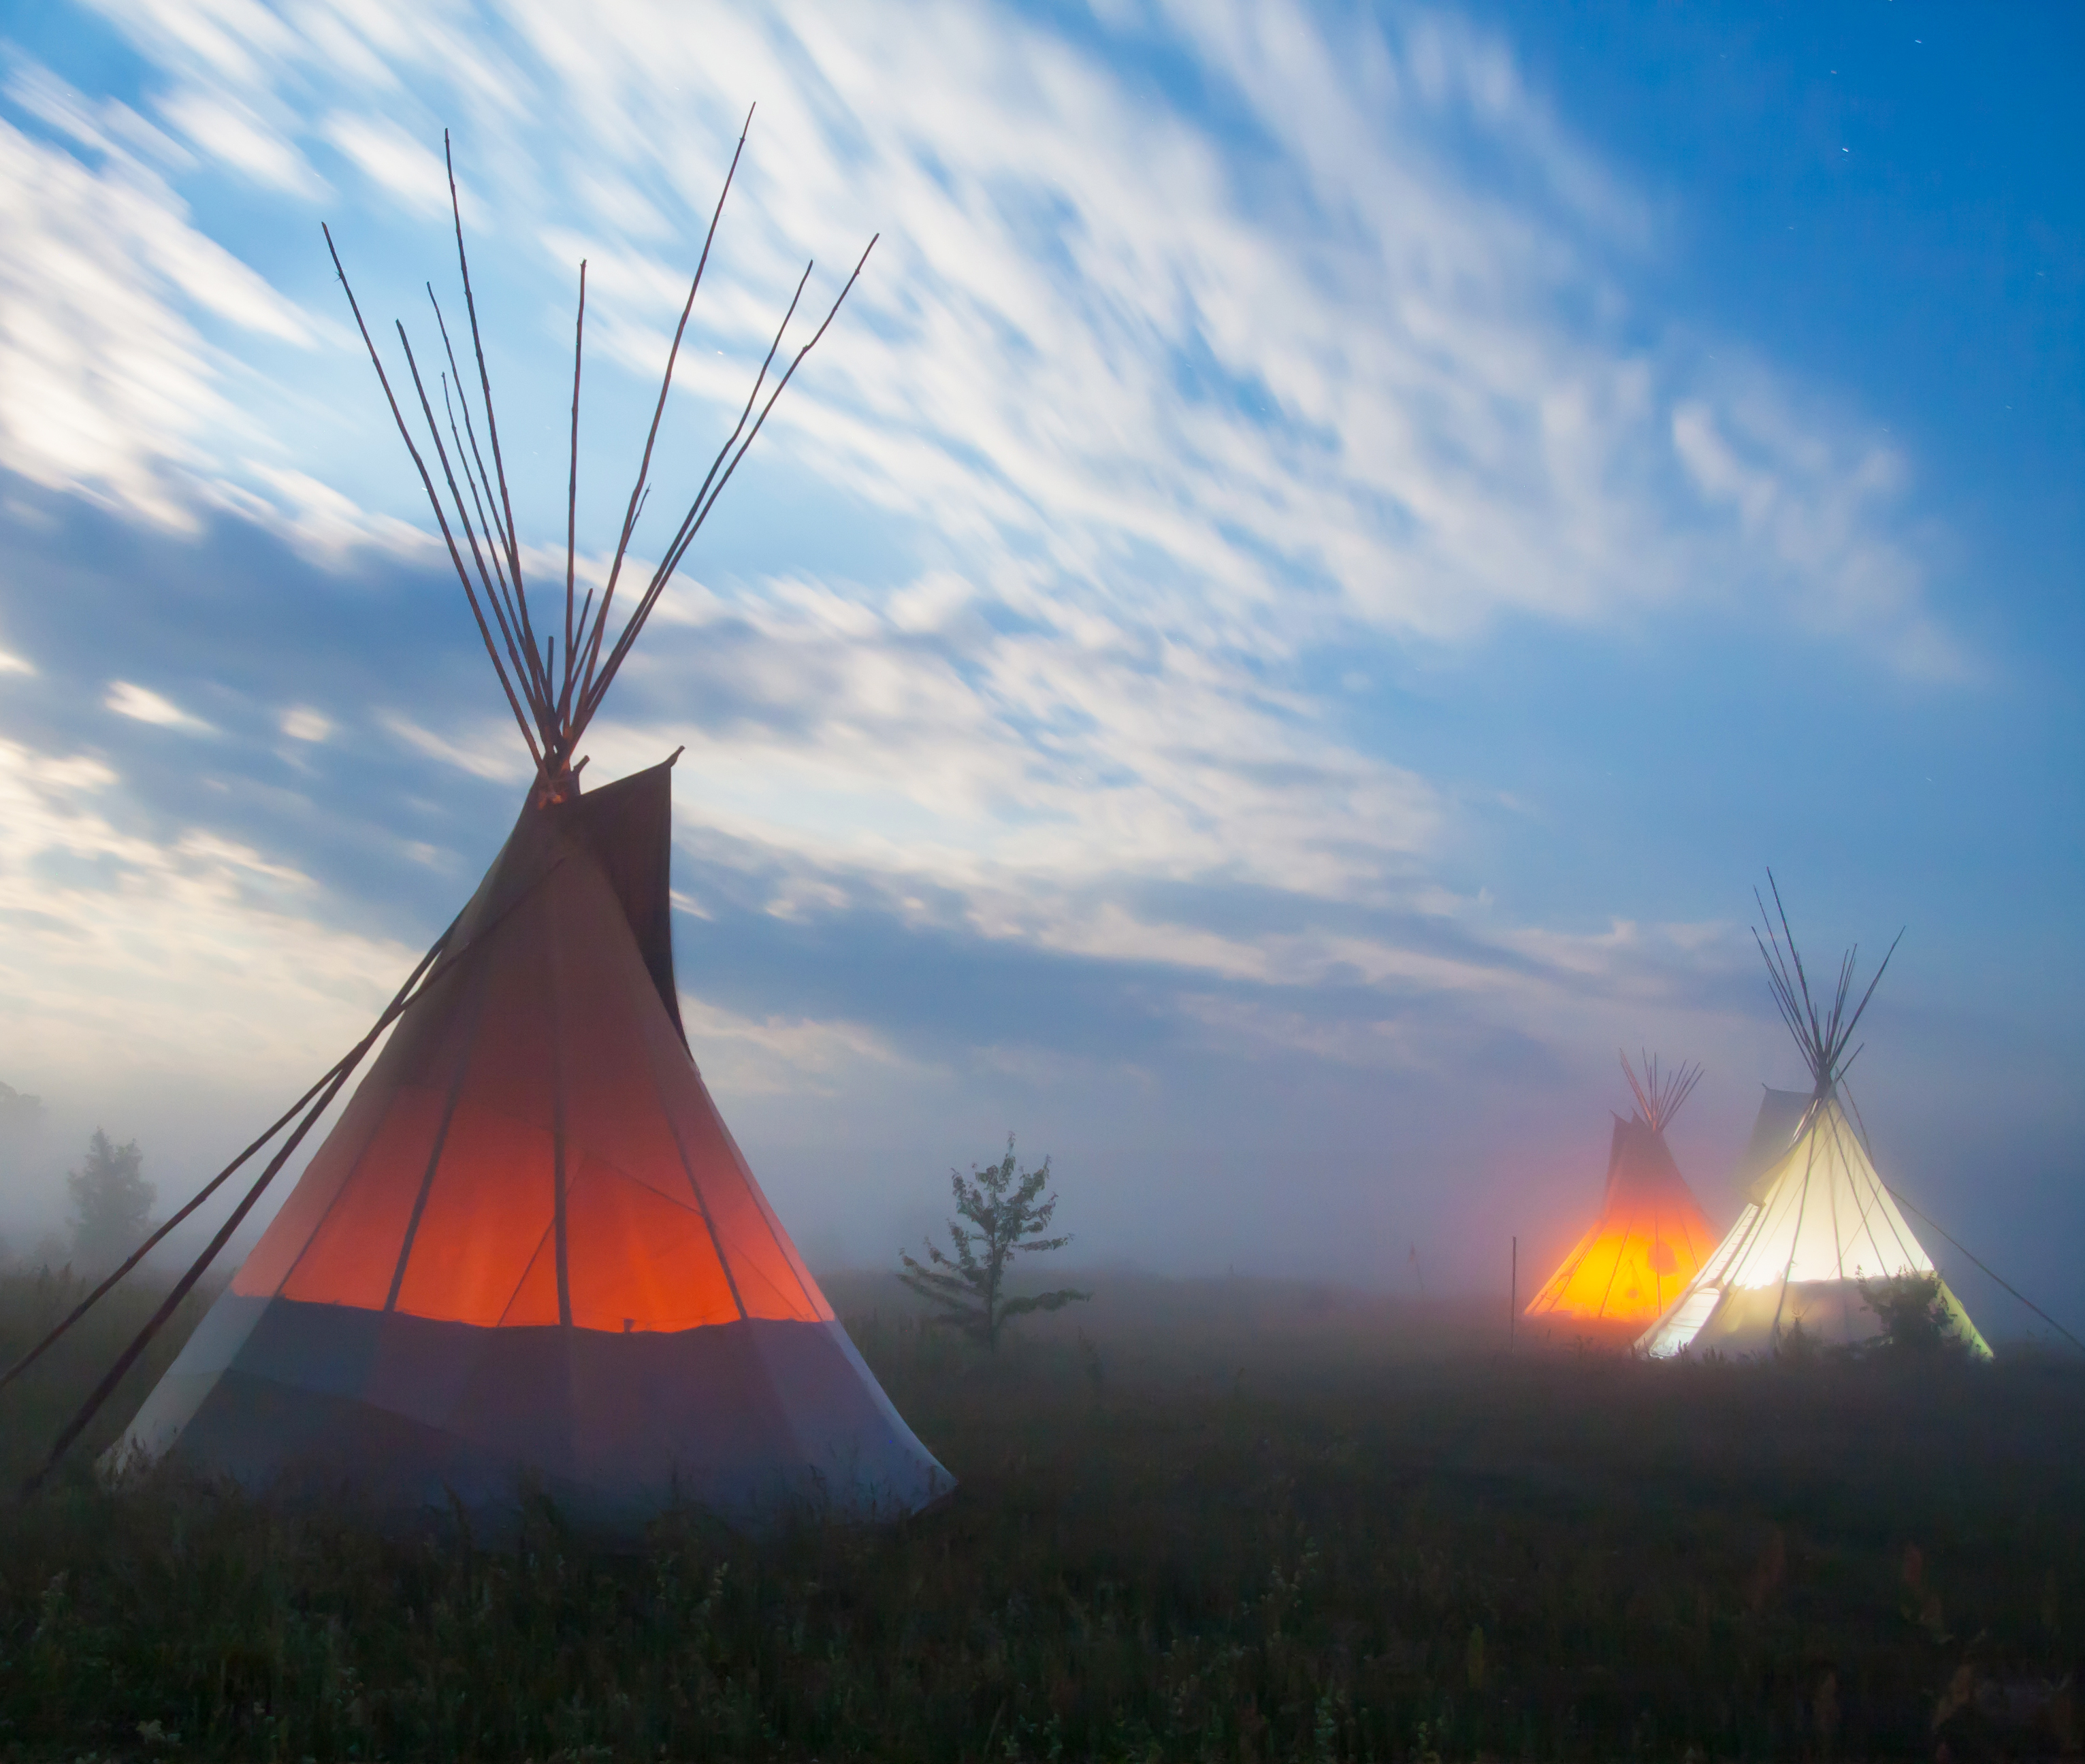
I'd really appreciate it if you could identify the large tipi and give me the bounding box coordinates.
[22,129,950,1527]
[1637,889,1989,1360]
[1523,1054,1719,1328]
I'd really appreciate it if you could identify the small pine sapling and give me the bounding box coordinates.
[899,1135,1090,1351]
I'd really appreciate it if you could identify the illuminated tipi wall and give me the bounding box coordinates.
[1525,1054,1718,1327]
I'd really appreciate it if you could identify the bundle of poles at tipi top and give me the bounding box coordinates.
[323,112,875,807]
[1617,1049,1702,1136]
[0,114,882,1493]
[1752,872,1901,1111]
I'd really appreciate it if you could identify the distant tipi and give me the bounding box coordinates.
[32,126,952,1526]
[1524,1054,1718,1327]
[1637,885,1988,1360]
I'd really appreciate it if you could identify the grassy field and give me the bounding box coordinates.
[1,1265,2081,1762]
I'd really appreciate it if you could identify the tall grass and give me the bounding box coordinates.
[1,1267,2080,1761]
[0,1262,215,1487]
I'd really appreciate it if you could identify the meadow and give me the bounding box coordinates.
[0,1266,2080,1762]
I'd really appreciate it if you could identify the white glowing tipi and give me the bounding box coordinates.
[1637,887,1989,1360]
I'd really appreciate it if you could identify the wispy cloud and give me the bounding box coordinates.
[318,113,455,218]
[377,708,532,782]
[0,0,2016,1267]
[106,680,212,731]
[0,113,224,529]
[161,86,325,196]
[678,994,914,1098]
[0,63,313,530]
[1670,391,1967,680]
[0,736,417,1092]
[11,2,1960,671]
[223,465,432,564]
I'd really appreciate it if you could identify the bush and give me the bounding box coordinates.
[1860,1271,1967,1358]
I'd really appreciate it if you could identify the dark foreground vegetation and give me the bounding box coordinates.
[1,1267,2081,1762]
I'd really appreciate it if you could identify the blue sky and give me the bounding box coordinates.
[0,0,2078,1334]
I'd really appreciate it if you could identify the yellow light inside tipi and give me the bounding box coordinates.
[1525,1056,1718,1326]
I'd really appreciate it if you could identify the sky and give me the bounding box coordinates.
[0,0,2079,1335]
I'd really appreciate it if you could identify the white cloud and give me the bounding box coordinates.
[0,72,313,529]
[464,0,1941,673]
[0,648,33,676]
[106,679,212,730]
[3,50,191,167]
[0,735,419,1092]
[585,568,1439,911]
[280,705,332,742]
[319,112,457,218]
[225,464,434,564]
[1670,394,1966,679]
[0,114,221,527]
[378,708,532,782]
[159,86,325,195]
[677,994,914,1097]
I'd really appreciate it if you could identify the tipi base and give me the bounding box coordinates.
[1639,1278,1990,1361]
[114,1295,952,1535]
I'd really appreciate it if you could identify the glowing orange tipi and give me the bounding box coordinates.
[1524,1054,1718,1327]
[114,761,948,1525]
[8,127,948,1529]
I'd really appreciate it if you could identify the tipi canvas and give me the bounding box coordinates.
[117,765,949,1524]
[1637,889,1988,1361]
[63,129,952,1528]
[1524,1055,1718,1327]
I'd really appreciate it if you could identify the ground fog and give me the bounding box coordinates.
[0,1268,2080,1761]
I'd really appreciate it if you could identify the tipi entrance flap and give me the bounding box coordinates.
[496,1230,564,1328]
[1651,1288,1719,1354]
[562,762,684,1036]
